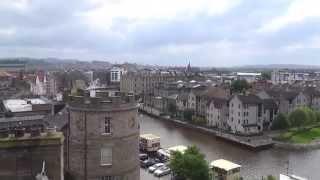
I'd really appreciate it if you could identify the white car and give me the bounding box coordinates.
[154,166,171,177]
[148,163,165,173]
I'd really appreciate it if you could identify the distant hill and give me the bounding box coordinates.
[233,64,320,70]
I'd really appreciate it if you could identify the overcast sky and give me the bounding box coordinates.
[0,0,320,67]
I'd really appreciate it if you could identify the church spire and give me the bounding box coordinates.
[186,60,191,73]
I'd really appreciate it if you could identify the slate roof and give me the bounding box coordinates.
[236,95,262,104]
[202,87,229,99]
[45,113,68,130]
[262,99,278,109]
[281,91,299,101]
[304,87,320,97]
[177,93,189,101]
[207,97,228,107]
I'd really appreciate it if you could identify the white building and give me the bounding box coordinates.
[228,95,263,135]
[110,66,126,83]
[84,71,94,82]
[206,98,229,129]
[271,70,310,84]
[236,72,261,83]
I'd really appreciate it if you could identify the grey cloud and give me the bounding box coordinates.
[0,0,319,66]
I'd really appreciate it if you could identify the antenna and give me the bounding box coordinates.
[286,160,290,175]
[42,160,46,175]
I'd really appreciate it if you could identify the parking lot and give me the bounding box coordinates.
[140,168,171,180]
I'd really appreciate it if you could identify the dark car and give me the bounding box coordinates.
[139,153,148,161]
[140,159,156,168]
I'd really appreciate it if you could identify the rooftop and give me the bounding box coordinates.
[210,159,241,171]
[236,95,262,104]
[3,98,50,112]
[140,133,160,140]
[237,72,261,76]
[0,131,64,149]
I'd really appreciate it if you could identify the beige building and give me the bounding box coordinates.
[120,70,180,97]
[210,159,241,180]
[228,95,263,135]
[206,98,229,129]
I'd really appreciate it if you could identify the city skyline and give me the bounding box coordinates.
[0,0,320,66]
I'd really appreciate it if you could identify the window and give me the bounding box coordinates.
[103,117,111,134]
[101,147,112,166]
[100,176,121,180]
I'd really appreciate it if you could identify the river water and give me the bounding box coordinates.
[139,114,320,180]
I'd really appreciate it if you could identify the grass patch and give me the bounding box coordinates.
[275,127,320,144]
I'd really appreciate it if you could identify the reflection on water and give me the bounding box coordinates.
[139,114,320,180]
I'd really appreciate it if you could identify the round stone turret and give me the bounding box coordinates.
[67,92,139,180]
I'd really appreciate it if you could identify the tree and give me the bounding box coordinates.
[168,103,177,116]
[183,109,194,122]
[170,146,211,180]
[315,111,320,122]
[301,107,317,125]
[231,80,250,94]
[262,175,277,180]
[271,113,290,130]
[261,71,271,80]
[288,108,308,129]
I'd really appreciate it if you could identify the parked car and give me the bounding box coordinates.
[148,163,165,173]
[154,166,171,177]
[140,159,156,168]
[139,153,148,161]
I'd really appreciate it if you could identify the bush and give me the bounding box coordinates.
[288,107,318,129]
[271,113,290,130]
[192,116,207,126]
[168,103,177,116]
[301,107,317,125]
[183,109,194,122]
[289,108,309,129]
[315,111,320,122]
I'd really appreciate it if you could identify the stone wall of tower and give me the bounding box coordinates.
[67,96,139,180]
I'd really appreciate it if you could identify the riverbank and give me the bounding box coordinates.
[139,106,274,150]
[268,127,320,150]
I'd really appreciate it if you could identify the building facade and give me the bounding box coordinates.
[228,95,263,135]
[0,127,64,180]
[67,93,139,180]
[120,70,180,97]
[206,98,229,129]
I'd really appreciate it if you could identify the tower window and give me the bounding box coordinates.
[103,117,111,134]
[101,147,112,166]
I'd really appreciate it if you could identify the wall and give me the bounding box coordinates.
[0,135,64,180]
[68,102,140,180]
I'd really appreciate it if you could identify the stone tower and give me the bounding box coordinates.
[67,92,139,180]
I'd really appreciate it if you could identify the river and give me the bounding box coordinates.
[139,114,320,180]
